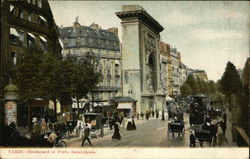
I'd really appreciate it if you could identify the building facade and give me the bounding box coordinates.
[170,47,181,96]
[192,70,208,82]
[0,0,62,127]
[59,20,121,107]
[116,5,166,114]
[159,42,171,96]
[180,63,187,85]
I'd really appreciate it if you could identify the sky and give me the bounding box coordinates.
[49,1,249,81]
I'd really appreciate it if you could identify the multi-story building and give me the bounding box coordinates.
[59,20,121,108]
[179,63,187,85]
[0,0,62,127]
[159,42,171,96]
[170,46,181,96]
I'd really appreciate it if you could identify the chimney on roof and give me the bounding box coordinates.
[90,23,100,30]
[107,27,118,36]
[73,16,81,32]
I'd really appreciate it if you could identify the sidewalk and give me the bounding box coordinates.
[224,110,237,147]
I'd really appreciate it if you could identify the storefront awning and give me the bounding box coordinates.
[28,33,36,38]
[39,15,47,22]
[117,103,132,109]
[10,28,19,36]
[39,36,47,42]
[59,39,63,47]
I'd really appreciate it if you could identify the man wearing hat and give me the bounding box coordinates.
[31,117,41,139]
[81,124,92,146]
[189,130,196,147]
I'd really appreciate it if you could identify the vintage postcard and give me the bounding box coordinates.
[0,0,249,158]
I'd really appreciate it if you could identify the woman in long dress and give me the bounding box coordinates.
[112,122,121,140]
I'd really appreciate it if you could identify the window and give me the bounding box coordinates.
[18,31,25,46]
[38,15,47,26]
[28,13,32,22]
[18,9,24,19]
[63,38,68,45]
[76,49,81,55]
[39,36,47,51]
[81,37,86,45]
[11,52,17,65]
[27,0,31,3]
[27,33,36,48]
[9,5,14,13]
[10,28,19,45]
[76,37,81,46]
[37,0,42,8]
[32,0,36,5]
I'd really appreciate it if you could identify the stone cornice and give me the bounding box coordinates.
[116,10,164,35]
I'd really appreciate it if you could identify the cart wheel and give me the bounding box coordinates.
[57,141,67,148]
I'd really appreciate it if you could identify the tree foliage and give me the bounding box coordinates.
[16,48,45,99]
[220,61,243,98]
[16,48,101,121]
[180,83,192,96]
[185,74,198,95]
[239,58,249,134]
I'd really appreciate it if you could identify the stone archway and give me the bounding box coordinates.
[146,53,157,93]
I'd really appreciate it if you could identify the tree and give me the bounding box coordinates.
[208,80,216,95]
[16,48,45,129]
[185,74,198,95]
[68,52,101,118]
[239,58,249,134]
[180,83,192,96]
[16,48,45,99]
[220,61,243,101]
[196,77,208,94]
[40,53,64,122]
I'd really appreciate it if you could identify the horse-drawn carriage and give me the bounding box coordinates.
[83,113,104,138]
[189,95,208,125]
[168,121,185,139]
[191,120,219,147]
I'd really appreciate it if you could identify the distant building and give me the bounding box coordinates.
[191,69,208,82]
[0,0,62,127]
[170,46,181,96]
[180,63,187,85]
[59,19,121,108]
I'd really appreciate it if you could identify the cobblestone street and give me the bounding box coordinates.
[66,114,190,147]
[65,112,234,147]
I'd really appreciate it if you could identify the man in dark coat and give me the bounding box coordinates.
[81,124,92,146]
[189,131,196,147]
[156,110,159,118]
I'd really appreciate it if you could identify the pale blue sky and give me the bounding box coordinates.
[49,1,249,81]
